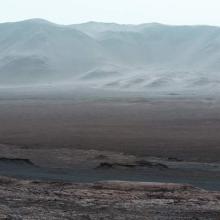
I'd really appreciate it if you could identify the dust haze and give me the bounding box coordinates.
[1,19,220,219]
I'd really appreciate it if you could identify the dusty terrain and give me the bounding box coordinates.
[0,177,219,220]
[0,87,220,219]
[0,144,220,191]
[1,19,220,219]
[0,87,220,162]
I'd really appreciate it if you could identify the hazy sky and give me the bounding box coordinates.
[0,0,220,26]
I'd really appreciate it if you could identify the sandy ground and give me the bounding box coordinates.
[0,87,220,218]
[0,87,220,163]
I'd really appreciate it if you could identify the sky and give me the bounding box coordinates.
[0,0,220,26]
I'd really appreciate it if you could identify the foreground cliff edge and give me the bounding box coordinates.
[0,177,219,219]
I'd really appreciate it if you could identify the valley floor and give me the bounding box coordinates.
[0,87,220,219]
[0,86,220,162]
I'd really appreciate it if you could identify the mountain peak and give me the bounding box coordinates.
[20,18,55,25]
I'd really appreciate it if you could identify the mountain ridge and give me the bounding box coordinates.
[0,18,220,91]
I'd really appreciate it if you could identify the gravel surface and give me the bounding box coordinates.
[0,177,220,219]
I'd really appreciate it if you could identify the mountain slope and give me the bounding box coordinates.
[0,19,103,84]
[1,19,220,90]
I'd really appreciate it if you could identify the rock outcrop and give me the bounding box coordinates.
[0,177,219,219]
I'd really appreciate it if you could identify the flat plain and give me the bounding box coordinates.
[0,87,220,162]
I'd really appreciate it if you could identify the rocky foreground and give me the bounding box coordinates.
[0,177,219,219]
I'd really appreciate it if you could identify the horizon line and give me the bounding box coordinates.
[0,18,220,28]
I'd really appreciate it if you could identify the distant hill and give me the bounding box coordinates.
[1,19,220,90]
